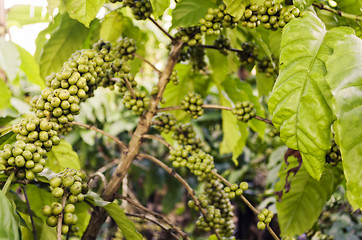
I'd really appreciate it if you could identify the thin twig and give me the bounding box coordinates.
[89,172,108,189]
[22,186,37,240]
[119,195,189,240]
[254,115,274,126]
[142,134,172,148]
[133,53,161,74]
[57,194,68,240]
[202,104,232,111]
[210,170,280,240]
[148,17,176,42]
[157,106,182,112]
[138,153,222,240]
[125,212,179,239]
[110,76,136,99]
[69,122,128,152]
[197,44,243,54]
[312,3,362,21]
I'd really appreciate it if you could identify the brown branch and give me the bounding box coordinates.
[22,186,37,240]
[81,40,184,240]
[110,76,136,98]
[202,104,232,111]
[210,170,280,240]
[312,3,362,21]
[119,195,189,240]
[69,122,128,152]
[148,17,176,42]
[133,53,161,74]
[197,44,243,54]
[57,194,68,240]
[142,134,172,148]
[138,153,221,240]
[125,213,179,239]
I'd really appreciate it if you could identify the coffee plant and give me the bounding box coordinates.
[0,0,361,239]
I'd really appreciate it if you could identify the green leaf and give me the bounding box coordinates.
[150,0,170,19]
[219,91,248,165]
[7,4,50,27]
[293,0,313,9]
[103,202,143,240]
[171,0,217,28]
[39,13,89,78]
[64,0,105,27]
[34,14,61,63]
[15,44,45,88]
[0,78,11,110]
[326,35,362,210]
[275,156,342,237]
[224,0,247,20]
[0,191,20,240]
[47,0,61,15]
[255,70,275,96]
[267,13,354,180]
[222,75,265,139]
[20,212,57,240]
[0,38,20,82]
[0,131,15,147]
[337,0,362,14]
[100,11,126,43]
[46,139,81,172]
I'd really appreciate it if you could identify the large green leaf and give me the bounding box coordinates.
[224,0,247,20]
[100,11,125,43]
[39,13,89,78]
[0,78,11,110]
[20,212,57,240]
[34,14,61,63]
[0,38,20,82]
[219,92,248,165]
[103,202,143,240]
[222,75,265,139]
[150,0,170,19]
[46,139,81,172]
[7,4,50,27]
[171,0,217,28]
[267,13,354,180]
[275,157,342,237]
[15,44,45,88]
[64,0,105,27]
[326,35,362,210]
[0,191,20,240]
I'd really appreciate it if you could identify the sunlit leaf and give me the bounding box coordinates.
[268,13,354,179]
[46,139,81,172]
[64,0,105,27]
[150,0,170,19]
[326,35,362,210]
[0,191,20,240]
[0,38,20,82]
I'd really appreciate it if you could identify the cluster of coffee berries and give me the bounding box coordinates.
[239,1,302,30]
[153,113,177,133]
[223,181,249,199]
[115,72,137,96]
[115,37,136,60]
[232,101,256,122]
[169,70,179,85]
[237,42,259,65]
[267,128,279,138]
[181,91,204,119]
[240,4,260,28]
[0,117,61,180]
[172,123,204,152]
[122,90,150,115]
[199,5,238,36]
[257,55,279,78]
[32,40,132,134]
[121,0,153,20]
[326,141,342,165]
[194,179,235,237]
[257,208,274,230]
[213,35,231,55]
[168,146,215,179]
[42,169,88,234]
[175,26,202,46]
